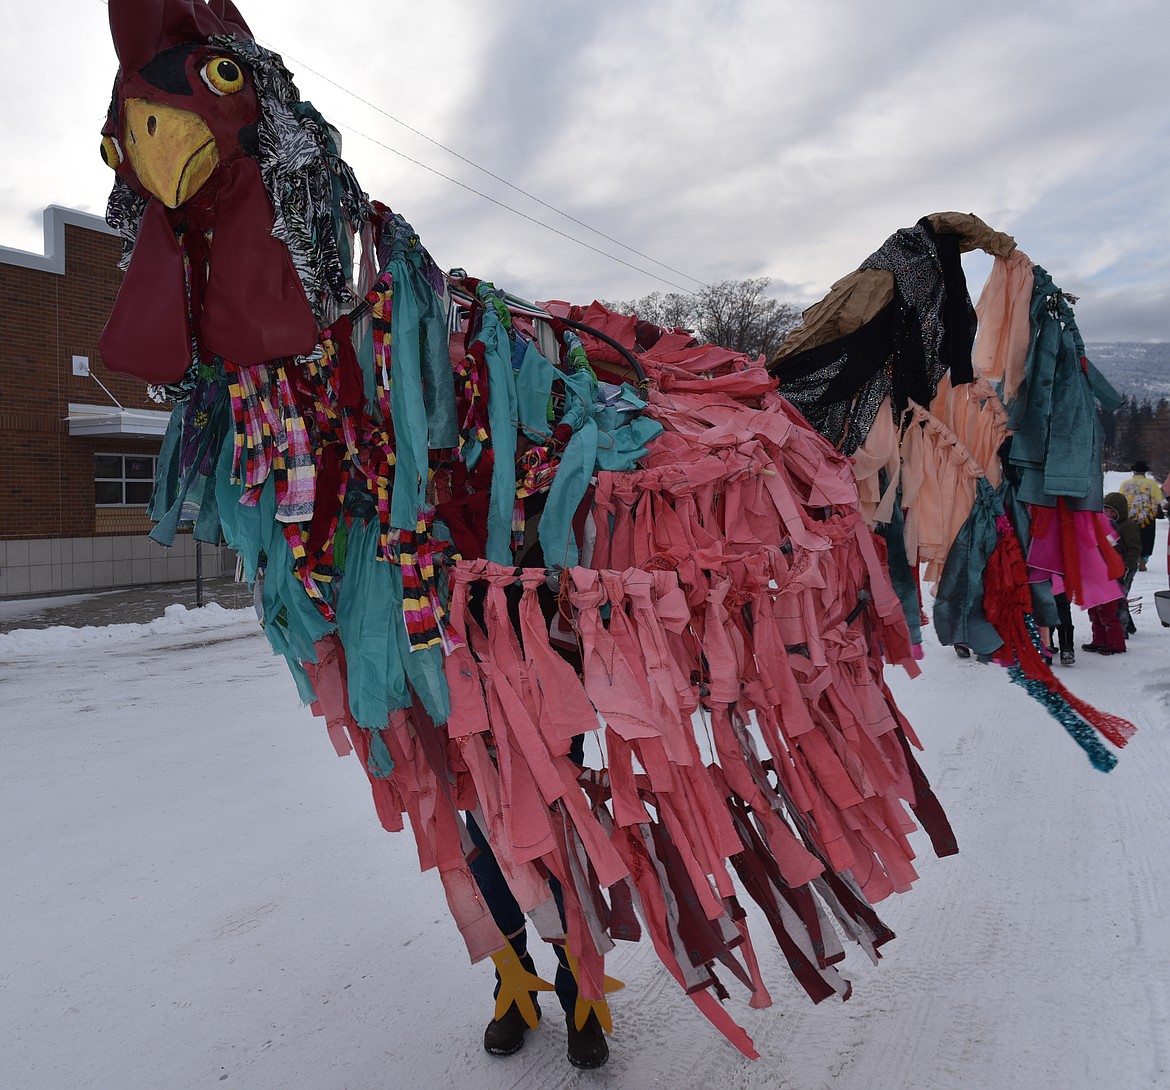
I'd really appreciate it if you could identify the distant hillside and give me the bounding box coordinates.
[1084,343,1170,402]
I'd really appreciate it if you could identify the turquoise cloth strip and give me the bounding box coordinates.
[514,344,663,566]
[148,386,232,547]
[332,518,450,728]
[933,478,1005,655]
[215,435,333,702]
[477,308,521,565]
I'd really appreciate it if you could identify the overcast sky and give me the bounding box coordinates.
[2,0,1168,341]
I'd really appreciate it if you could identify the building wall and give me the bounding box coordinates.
[1,214,162,539]
[0,207,233,595]
[0,534,232,597]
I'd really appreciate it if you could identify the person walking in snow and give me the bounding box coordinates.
[1084,494,1139,655]
[468,793,610,1070]
[1107,491,1141,634]
[1051,591,1076,667]
[1119,461,1164,571]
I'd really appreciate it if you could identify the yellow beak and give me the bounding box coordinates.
[123,99,219,208]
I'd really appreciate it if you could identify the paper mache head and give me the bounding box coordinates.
[100,0,371,389]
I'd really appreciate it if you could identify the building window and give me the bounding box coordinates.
[95,453,157,506]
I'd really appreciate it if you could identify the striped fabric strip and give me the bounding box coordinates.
[273,365,316,524]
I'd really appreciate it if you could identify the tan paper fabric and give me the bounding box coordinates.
[772,212,1017,366]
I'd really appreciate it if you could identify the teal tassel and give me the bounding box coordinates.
[1007,615,1119,772]
[1005,664,1117,773]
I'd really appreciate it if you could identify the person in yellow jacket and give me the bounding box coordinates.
[1120,461,1165,570]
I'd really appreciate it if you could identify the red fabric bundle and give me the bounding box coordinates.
[983,517,1135,749]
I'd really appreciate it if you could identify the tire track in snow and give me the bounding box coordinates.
[1106,653,1170,1089]
[668,649,1158,1090]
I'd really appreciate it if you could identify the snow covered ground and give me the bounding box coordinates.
[2,521,1168,1090]
[0,591,118,624]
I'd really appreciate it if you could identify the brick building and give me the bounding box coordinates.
[0,206,232,598]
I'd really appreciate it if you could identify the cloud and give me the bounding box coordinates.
[2,0,1167,342]
[1074,283,1170,343]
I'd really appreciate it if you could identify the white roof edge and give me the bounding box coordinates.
[0,205,118,275]
[66,403,171,438]
[68,402,171,420]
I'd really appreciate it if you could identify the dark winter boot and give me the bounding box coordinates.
[483,931,542,1056]
[484,996,541,1056]
[1058,624,1075,667]
[566,1011,609,1069]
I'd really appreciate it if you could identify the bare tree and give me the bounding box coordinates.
[607,278,801,359]
[603,291,696,332]
[693,278,802,360]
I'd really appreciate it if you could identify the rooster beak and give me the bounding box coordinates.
[123,99,219,208]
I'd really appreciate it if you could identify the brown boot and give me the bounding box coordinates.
[566,1011,609,1069]
[483,997,540,1056]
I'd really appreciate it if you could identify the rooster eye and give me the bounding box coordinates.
[99,135,123,169]
[200,56,245,96]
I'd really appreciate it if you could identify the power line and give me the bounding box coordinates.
[257,39,706,290]
[330,118,700,294]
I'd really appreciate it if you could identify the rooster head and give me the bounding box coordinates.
[101,0,259,209]
[99,0,368,389]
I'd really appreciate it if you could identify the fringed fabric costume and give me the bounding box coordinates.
[772,213,1137,771]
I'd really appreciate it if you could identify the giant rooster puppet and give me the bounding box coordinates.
[96,0,1134,1071]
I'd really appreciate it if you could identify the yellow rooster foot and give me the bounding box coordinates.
[563,949,624,1068]
[483,942,556,1057]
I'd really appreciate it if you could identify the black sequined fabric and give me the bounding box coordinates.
[775,219,975,455]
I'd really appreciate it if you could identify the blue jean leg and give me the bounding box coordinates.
[466,812,578,1014]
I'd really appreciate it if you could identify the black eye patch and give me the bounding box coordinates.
[137,42,201,95]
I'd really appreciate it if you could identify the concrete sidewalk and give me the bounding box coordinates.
[0,576,254,634]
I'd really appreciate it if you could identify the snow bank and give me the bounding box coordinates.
[0,602,255,654]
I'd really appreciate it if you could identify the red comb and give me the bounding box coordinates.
[109,0,253,74]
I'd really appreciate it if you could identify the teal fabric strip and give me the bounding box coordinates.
[414,273,457,450]
[514,346,663,564]
[147,409,185,546]
[594,390,663,470]
[515,340,556,439]
[877,492,922,645]
[386,261,430,531]
[541,418,597,569]
[366,728,395,778]
[384,229,458,527]
[332,517,451,727]
[1085,357,1123,413]
[391,232,457,434]
[215,454,332,699]
[477,310,520,564]
[333,518,410,728]
[149,388,232,547]
[1043,330,1099,500]
[255,477,334,698]
[356,316,377,414]
[933,478,1005,655]
[214,430,259,581]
